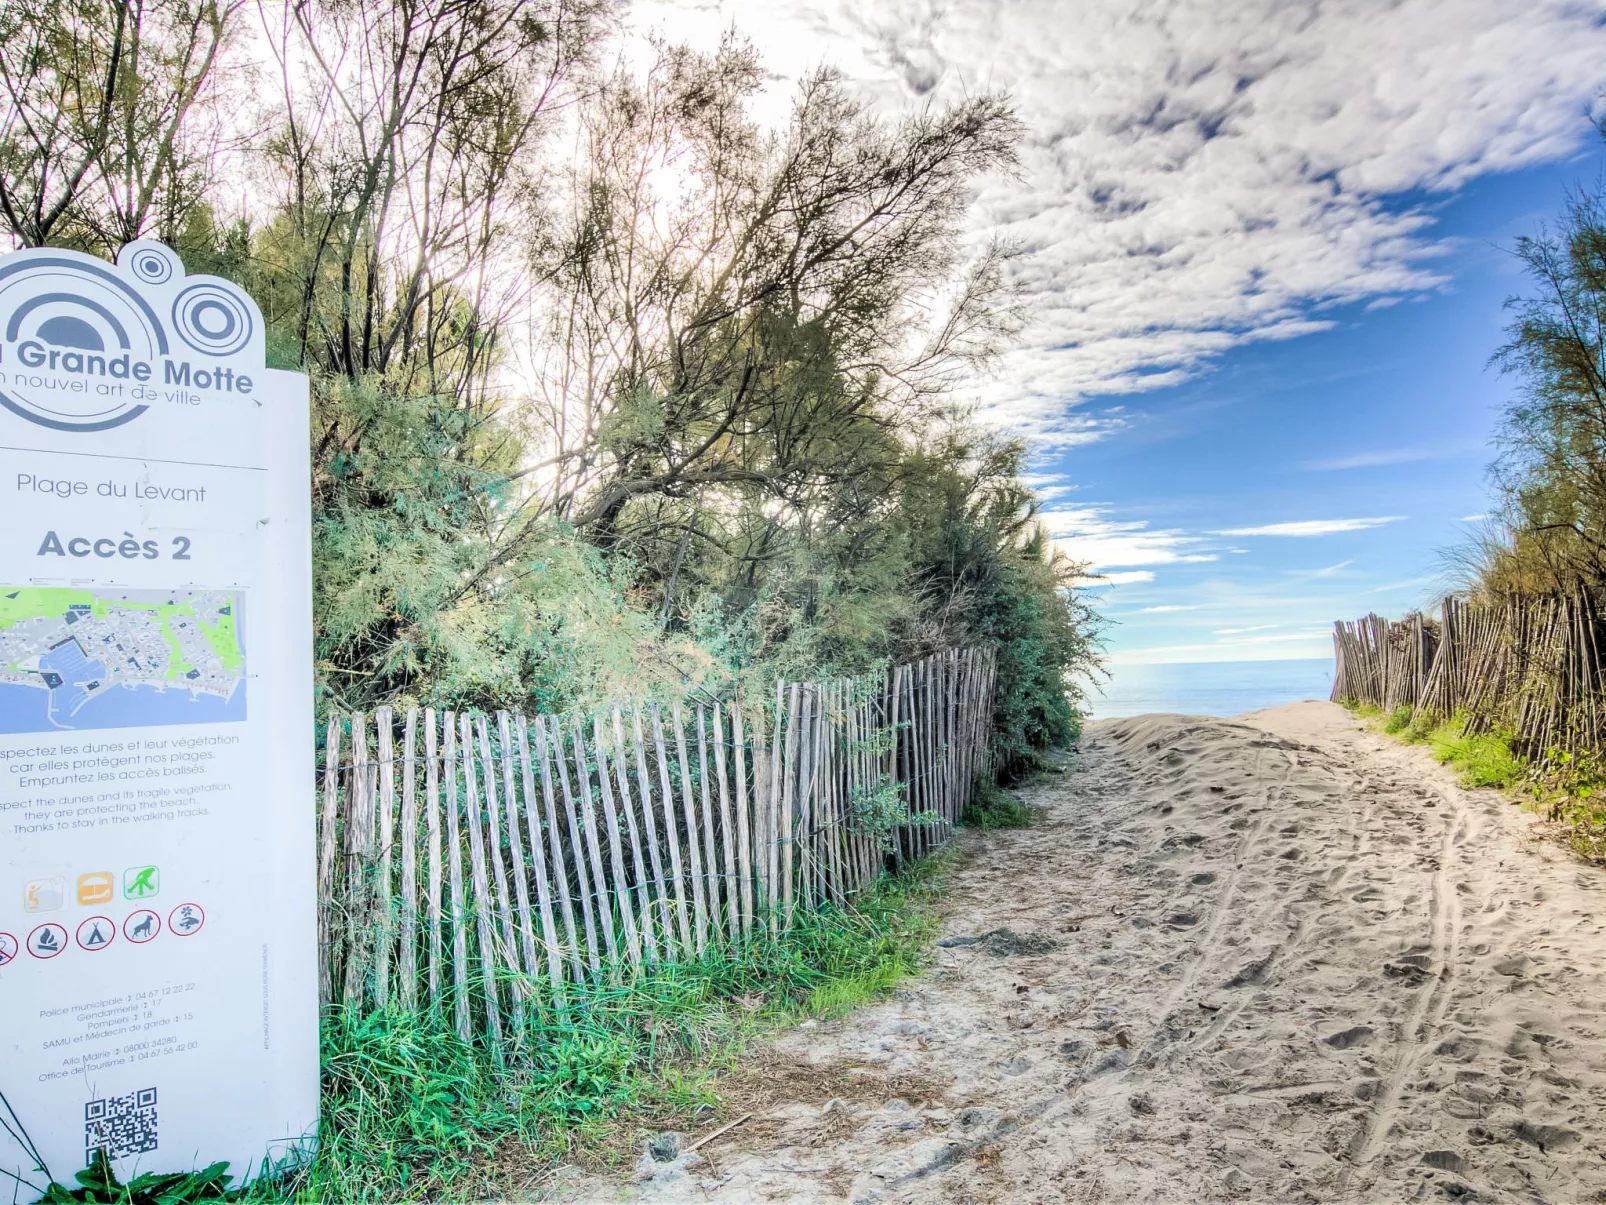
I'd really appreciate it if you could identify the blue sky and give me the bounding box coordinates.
[1048,156,1603,662]
[627,0,1606,662]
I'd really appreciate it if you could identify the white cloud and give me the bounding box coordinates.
[1041,505,1217,568]
[624,0,1599,665]
[1459,513,1487,522]
[1215,623,1279,635]
[1303,445,1471,471]
[630,0,1606,439]
[1368,576,1439,594]
[1139,604,1197,613]
[1077,570,1157,586]
[1021,472,1084,502]
[1213,517,1404,537]
[1279,558,1357,580]
[1107,629,1337,664]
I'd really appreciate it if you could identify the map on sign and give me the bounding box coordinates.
[0,588,246,733]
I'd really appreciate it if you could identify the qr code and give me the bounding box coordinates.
[84,1087,157,1159]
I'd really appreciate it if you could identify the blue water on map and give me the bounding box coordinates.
[0,680,247,733]
[37,641,105,719]
[1085,658,1334,720]
[0,592,250,734]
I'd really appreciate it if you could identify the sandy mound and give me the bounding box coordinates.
[563,702,1606,1203]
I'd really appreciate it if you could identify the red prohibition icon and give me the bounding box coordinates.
[28,923,67,959]
[0,932,17,966]
[124,910,161,944]
[168,903,204,936]
[76,916,115,952]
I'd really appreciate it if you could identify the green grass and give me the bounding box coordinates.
[294,862,949,1199]
[270,854,951,1202]
[1344,699,1523,788]
[961,778,1033,830]
[1381,703,1415,735]
[23,855,955,1205]
[33,1153,239,1204]
[1425,722,1523,788]
[1341,699,1606,861]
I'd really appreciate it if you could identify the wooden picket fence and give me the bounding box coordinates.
[1331,592,1606,759]
[315,647,997,1055]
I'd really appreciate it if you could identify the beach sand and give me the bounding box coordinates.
[577,701,1606,1203]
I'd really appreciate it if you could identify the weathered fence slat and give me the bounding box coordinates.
[533,716,586,982]
[316,646,1000,1036]
[672,700,710,954]
[613,708,659,963]
[781,682,801,928]
[555,716,607,974]
[399,707,419,1009]
[713,702,741,943]
[650,704,694,954]
[767,682,785,935]
[733,704,754,938]
[460,714,506,1058]
[317,714,341,1007]
[592,715,643,968]
[630,707,676,955]
[825,684,845,901]
[374,705,396,1007]
[695,706,723,942]
[443,715,471,1042]
[425,708,443,1010]
[513,714,566,1001]
[342,712,371,1008]
[474,716,524,1034]
[496,713,539,1002]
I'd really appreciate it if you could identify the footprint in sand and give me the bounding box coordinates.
[574,704,1606,1205]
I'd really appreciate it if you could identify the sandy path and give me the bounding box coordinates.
[581,702,1606,1203]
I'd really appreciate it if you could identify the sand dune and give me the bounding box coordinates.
[580,701,1606,1202]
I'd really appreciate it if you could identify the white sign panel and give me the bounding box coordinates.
[0,242,317,1189]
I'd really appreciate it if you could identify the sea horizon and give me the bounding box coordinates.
[1084,657,1335,721]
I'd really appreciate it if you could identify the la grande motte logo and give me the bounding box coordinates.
[0,341,255,393]
[0,240,263,434]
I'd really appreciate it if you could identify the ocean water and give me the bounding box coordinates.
[1085,658,1335,720]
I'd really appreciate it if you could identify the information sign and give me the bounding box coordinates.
[0,241,316,1187]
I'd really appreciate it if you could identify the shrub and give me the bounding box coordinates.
[1383,704,1414,734]
[962,778,1033,830]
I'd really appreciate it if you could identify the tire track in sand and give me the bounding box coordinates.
[1187,760,1378,1053]
[1342,782,1469,1196]
[1151,746,1280,1029]
[581,705,1606,1205]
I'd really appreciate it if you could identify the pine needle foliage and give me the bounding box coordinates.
[1,0,1104,733]
[7,13,1104,1194]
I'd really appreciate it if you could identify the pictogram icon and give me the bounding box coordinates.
[77,872,113,906]
[76,916,114,951]
[168,903,204,936]
[27,923,67,959]
[123,910,160,944]
[24,876,63,913]
[0,932,16,966]
[123,865,160,900]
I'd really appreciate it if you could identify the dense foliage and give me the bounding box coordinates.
[1413,133,1606,856]
[1473,164,1606,595]
[4,3,1101,1197]
[1,1,1100,750]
